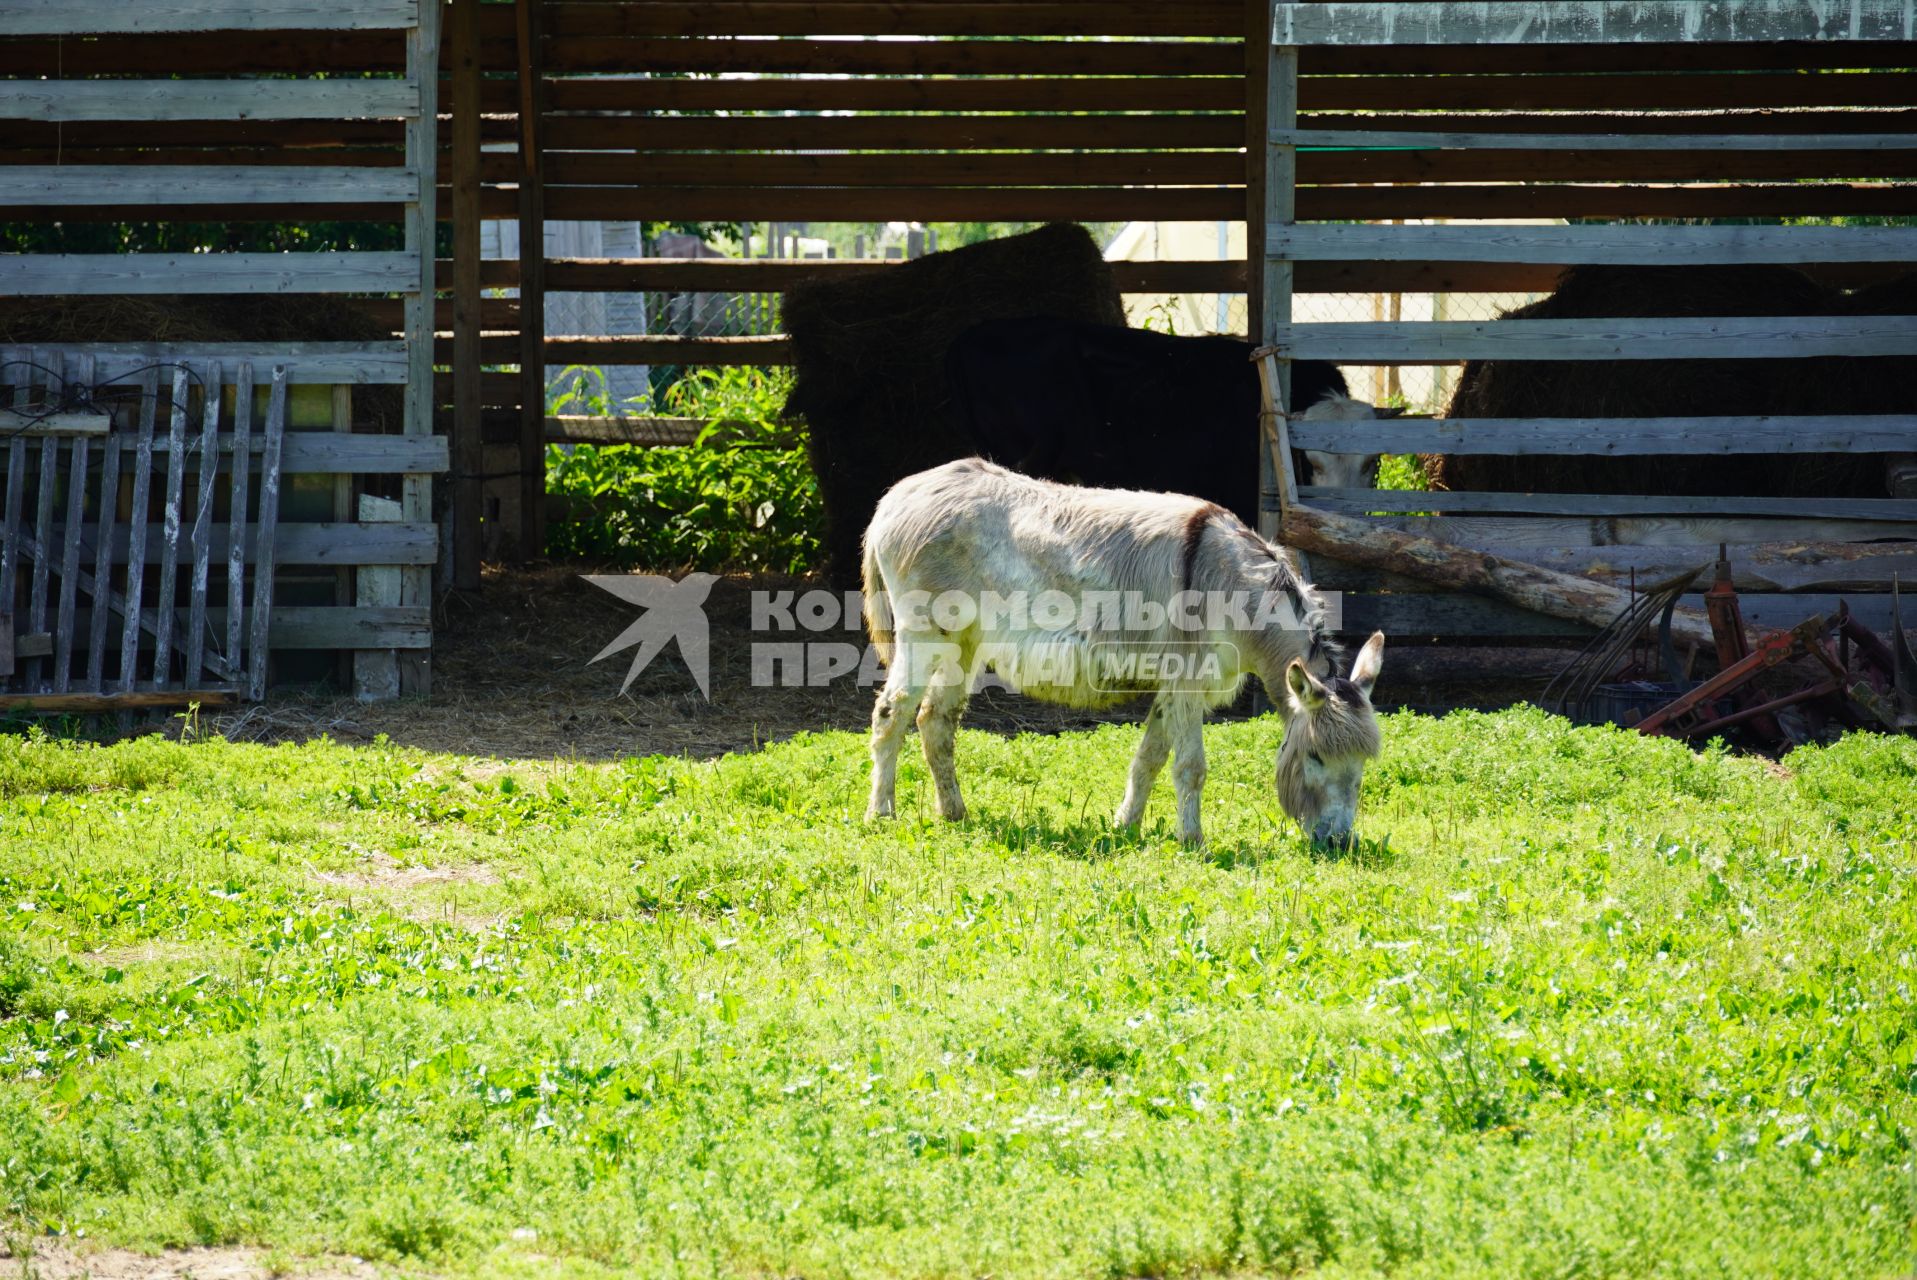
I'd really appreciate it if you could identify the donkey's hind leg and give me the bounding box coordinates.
[867,645,929,821]
[917,663,971,821]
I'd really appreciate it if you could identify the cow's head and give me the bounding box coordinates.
[1297,392,1396,489]
[1275,631,1385,848]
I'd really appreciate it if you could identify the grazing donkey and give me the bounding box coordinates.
[861,458,1386,848]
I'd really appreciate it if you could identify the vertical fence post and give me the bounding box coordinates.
[451,0,484,590]
[400,0,443,695]
[515,0,549,563]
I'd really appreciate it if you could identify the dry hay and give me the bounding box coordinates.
[0,293,403,430]
[783,222,1127,584]
[1429,264,1910,497]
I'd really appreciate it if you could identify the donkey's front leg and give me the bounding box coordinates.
[1114,697,1172,829]
[1163,697,1208,848]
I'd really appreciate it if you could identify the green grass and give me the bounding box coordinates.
[2,710,1914,1277]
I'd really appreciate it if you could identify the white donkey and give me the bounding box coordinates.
[861,458,1386,848]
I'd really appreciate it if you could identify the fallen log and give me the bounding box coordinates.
[1280,502,1720,648]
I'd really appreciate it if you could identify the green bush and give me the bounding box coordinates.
[544,367,821,574]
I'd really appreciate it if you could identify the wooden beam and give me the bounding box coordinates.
[0,690,236,713]
[542,75,1245,114]
[1261,315,1917,364]
[147,432,447,474]
[1297,71,1917,112]
[0,0,418,35]
[1370,512,1916,548]
[0,252,421,295]
[1275,1,1917,47]
[542,186,1243,224]
[1281,502,1717,647]
[1283,129,1917,152]
[541,113,1246,153]
[547,2,1242,38]
[1301,487,1917,522]
[542,150,1243,189]
[12,344,409,384]
[543,36,1242,76]
[1289,414,1917,457]
[515,0,548,563]
[0,165,419,206]
[450,0,483,592]
[1269,223,1917,265]
[0,78,418,122]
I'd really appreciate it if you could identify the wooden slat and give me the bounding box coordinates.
[148,368,192,691]
[116,369,159,697]
[183,362,222,686]
[1302,487,1917,522]
[1298,71,1917,112]
[52,430,89,693]
[1291,146,1917,183]
[1290,414,1917,457]
[541,113,1247,153]
[1347,541,1917,595]
[1284,128,1917,151]
[1370,512,1916,548]
[0,689,236,713]
[73,521,439,567]
[0,0,419,34]
[0,253,424,296]
[0,166,420,206]
[0,350,31,631]
[16,345,409,385]
[1338,589,1905,641]
[85,431,121,691]
[1263,316,1917,364]
[543,37,1243,76]
[1303,40,1917,76]
[26,427,59,690]
[543,150,1241,188]
[543,186,1243,222]
[247,371,288,701]
[1301,109,1917,138]
[541,76,1244,114]
[540,335,792,367]
[539,257,1251,295]
[400,0,439,696]
[548,2,1242,38]
[1297,182,1917,222]
[450,0,484,592]
[1268,223,1917,265]
[223,364,253,689]
[1276,1,1917,47]
[516,0,548,566]
[44,606,429,652]
[0,78,419,122]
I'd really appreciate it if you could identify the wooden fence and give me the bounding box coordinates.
[1252,0,1917,642]
[0,0,443,704]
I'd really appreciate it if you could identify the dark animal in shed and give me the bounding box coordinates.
[945,316,1370,530]
[1428,265,1912,498]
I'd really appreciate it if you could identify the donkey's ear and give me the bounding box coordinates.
[1285,658,1325,711]
[1349,630,1385,696]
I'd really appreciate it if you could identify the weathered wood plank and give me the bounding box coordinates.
[14,345,408,385]
[543,150,1241,190]
[85,432,122,691]
[1281,129,1917,151]
[1368,512,1917,547]
[146,432,449,475]
[1274,1,1917,46]
[1,166,420,207]
[0,79,419,122]
[224,365,253,686]
[117,369,160,697]
[0,253,424,296]
[545,35,1241,76]
[450,0,483,593]
[0,0,419,34]
[1287,414,1917,457]
[69,606,430,651]
[25,354,63,691]
[0,350,30,628]
[1263,316,1917,364]
[352,494,404,702]
[1316,541,1917,595]
[1303,487,1917,521]
[1267,223,1917,265]
[53,435,89,693]
[248,371,288,701]
[149,368,192,690]
[403,0,441,696]
[0,689,237,714]
[185,362,222,686]
[548,2,1241,38]
[546,112,1248,154]
[64,521,437,568]
[1342,590,1902,641]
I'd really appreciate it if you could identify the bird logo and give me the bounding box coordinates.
[581,573,719,699]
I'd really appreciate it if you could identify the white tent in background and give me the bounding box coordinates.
[1102,219,1561,412]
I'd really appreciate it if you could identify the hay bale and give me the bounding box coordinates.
[1430,264,1892,498]
[782,223,1126,583]
[0,294,404,430]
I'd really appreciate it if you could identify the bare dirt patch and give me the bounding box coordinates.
[171,566,1567,764]
[310,851,502,931]
[15,1240,376,1280]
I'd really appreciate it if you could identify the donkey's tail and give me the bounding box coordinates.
[860,538,894,665]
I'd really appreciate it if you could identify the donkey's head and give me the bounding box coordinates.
[1275,631,1385,848]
